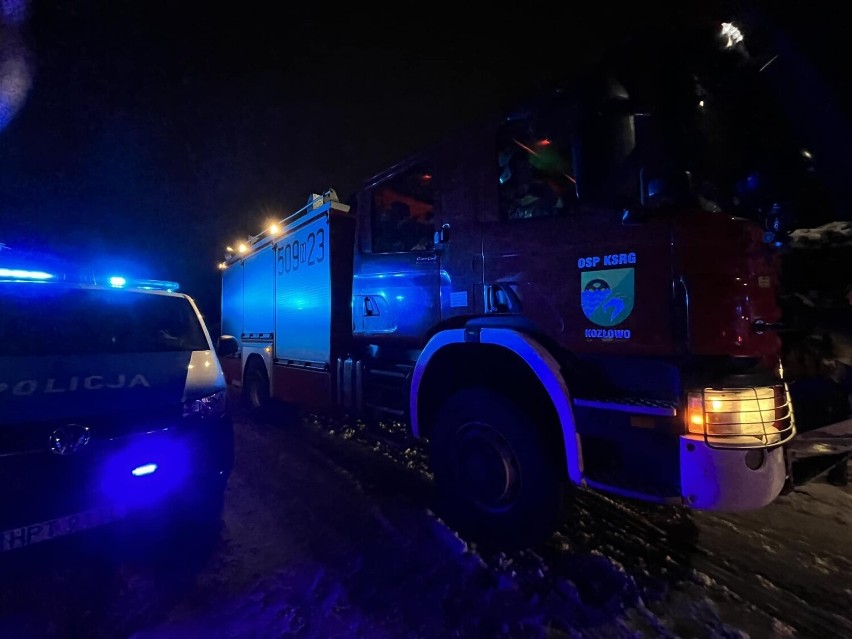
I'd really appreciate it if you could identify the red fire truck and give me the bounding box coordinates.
[218,21,799,547]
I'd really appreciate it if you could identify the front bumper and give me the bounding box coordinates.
[0,413,233,551]
[680,434,786,510]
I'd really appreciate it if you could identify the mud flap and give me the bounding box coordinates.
[784,418,852,489]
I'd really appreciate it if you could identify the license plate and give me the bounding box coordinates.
[1,506,119,553]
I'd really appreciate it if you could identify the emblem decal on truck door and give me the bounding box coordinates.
[581,268,634,326]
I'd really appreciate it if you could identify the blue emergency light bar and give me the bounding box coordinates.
[127,278,180,292]
[106,276,179,292]
[1,245,180,291]
[0,267,55,281]
[0,267,179,291]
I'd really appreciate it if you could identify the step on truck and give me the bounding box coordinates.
[218,21,800,547]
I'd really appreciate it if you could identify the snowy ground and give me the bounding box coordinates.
[0,404,849,639]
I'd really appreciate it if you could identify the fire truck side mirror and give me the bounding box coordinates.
[217,335,240,357]
[434,223,450,245]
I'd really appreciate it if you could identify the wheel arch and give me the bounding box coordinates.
[411,328,581,484]
[242,349,272,390]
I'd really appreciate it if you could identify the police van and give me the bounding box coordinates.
[0,256,234,553]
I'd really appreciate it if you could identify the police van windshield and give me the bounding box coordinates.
[0,285,209,357]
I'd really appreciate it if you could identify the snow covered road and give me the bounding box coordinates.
[1,406,849,638]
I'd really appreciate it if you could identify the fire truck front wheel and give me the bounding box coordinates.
[430,387,563,550]
[242,359,271,416]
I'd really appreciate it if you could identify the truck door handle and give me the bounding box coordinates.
[364,297,378,316]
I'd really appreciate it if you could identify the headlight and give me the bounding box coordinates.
[686,385,795,448]
[183,389,227,419]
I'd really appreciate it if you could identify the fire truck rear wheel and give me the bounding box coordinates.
[430,387,563,550]
[243,360,271,416]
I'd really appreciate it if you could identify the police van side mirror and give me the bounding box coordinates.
[217,335,239,357]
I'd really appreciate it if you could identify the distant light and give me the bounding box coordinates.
[238,243,248,254]
[698,100,705,108]
[109,276,127,287]
[1,0,29,26]
[218,262,227,270]
[721,22,743,48]
[0,268,54,280]
[226,246,235,252]
[131,463,158,477]
[0,48,32,131]
[801,149,813,160]
[537,138,552,146]
[269,223,280,235]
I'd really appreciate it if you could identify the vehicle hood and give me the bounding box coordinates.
[0,350,222,426]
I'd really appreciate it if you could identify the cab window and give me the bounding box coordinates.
[370,163,436,253]
[497,116,578,221]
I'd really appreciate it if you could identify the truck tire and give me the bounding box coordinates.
[243,359,271,417]
[430,387,564,550]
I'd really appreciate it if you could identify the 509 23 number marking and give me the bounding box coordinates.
[277,228,325,275]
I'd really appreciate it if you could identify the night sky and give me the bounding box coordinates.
[0,1,845,322]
